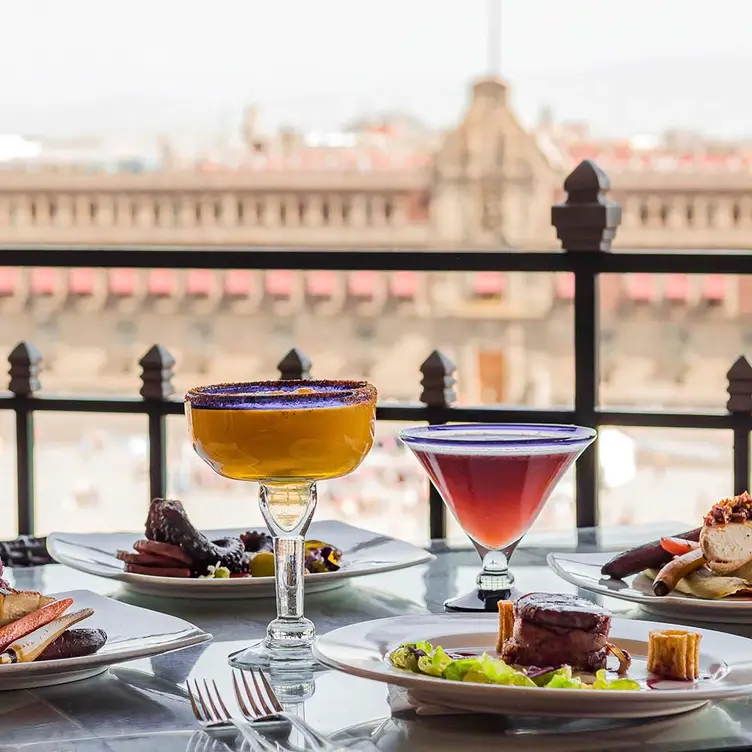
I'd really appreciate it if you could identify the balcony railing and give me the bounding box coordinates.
[2,160,752,539]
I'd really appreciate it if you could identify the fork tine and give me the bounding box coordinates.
[256,670,284,713]
[249,671,273,716]
[194,679,217,724]
[186,681,205,723]
[238,669,265,717]
[211,679,233,720]
[232,671,254,719]
[202,678,225,722]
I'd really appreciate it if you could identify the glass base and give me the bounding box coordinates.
[227,641,330,674]
[444,587,515,613]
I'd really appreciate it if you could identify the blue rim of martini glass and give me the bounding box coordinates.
[185,379,376,410]
[398,423,596,450]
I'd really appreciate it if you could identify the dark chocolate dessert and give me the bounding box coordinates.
[500,592,611,672]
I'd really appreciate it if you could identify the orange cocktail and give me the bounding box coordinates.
[188,399,374,482]
[184,379,377,670]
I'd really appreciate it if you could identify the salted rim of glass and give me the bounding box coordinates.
[398,423,596,452]
[185,379,377,409]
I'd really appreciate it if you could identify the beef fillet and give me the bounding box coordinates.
[500,592,611,672]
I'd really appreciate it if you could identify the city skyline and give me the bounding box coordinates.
[3,0,752,141]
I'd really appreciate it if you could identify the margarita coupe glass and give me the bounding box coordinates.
[185,380,377,668]
[399,423,596,611]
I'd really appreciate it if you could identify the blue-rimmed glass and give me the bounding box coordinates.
[185,380,377,668]
[399,423,596,611]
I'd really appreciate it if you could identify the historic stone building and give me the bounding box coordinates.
[0,77,748,410]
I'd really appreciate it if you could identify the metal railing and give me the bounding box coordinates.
[2,159,752,539]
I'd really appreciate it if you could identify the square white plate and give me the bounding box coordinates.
[0,589,211,690]
[48,520,435,599]
[548,551,752,623]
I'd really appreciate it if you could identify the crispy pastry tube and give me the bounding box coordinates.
[647,629,701,681]
[496,600,515,653]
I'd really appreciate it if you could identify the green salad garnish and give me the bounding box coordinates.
[389,642,640,690]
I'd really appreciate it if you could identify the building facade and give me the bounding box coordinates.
[0,78,749,409]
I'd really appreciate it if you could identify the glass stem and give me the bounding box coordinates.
[258,482,317,657]
[274,535,305,620]
[477,549,515,593]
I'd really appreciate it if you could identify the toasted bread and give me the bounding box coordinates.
[0,589,56,626]
[700,522,752,573]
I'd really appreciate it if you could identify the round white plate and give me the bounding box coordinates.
[0,589,211,691]
[47,520,434,600]
[547,551,752,623]
[312,612,752,718]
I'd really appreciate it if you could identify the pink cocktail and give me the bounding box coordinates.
[399,424,596,611]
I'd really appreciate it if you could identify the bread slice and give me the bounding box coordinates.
[0,589,56,626]
[700,522,752,573]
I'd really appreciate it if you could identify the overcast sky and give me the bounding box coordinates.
[3,0,752,139]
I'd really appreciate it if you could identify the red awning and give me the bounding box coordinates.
[109,269,136,296]
[626,273,653,302]
[224,270,252,296]
[0,268,19,296]
[30,268,56,295]
[266,270,293,296]
[390,271,416,299]
[186,269,213,296]
[555,273,575,300]
[69,268,95,295]
[149,269,174,297]
[348,271,376,298]
[473,272,505,296]
[704,274,726,301]
[664,274,690,302]
[307,271,336,297]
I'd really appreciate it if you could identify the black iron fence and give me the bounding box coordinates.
[2,160,752,539]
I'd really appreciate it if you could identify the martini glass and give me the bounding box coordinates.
[399,423,596,612]
[185,380,377,669]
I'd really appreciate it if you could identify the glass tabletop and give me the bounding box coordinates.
[3,524,752,752]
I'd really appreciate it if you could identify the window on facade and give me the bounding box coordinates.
[256,200,265,223]
[213,202,222,222]
[30,202,37,223]
[237,201,244,223]
[659,204,669,226]
[365,199,373,225]
[707,203,717,228]
[89,202,97,222]
[279,201,287,226]
[384,200,394,224]
[298,200,307,223]
[639,203,649,225]
[686,203,694,226]
[733,203,742,225]
[322,201,330,225]
[342,201,351,224]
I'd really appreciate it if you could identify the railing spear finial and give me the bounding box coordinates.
[139,344,176,400]
[420,350,457,407]
[727,355,752,413]
[551,160,622,252]
[277,348,312,380]
[8,342,42,397]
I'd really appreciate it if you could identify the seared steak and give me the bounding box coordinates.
[501,592,611,671]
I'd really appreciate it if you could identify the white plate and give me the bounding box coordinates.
[548,551,752,623]
[312,612,752,718]
[0,589,210,690]
[48,520,434,600]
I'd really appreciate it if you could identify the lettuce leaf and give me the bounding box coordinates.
[591,669,641,690]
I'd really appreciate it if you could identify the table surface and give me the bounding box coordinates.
[4,524,752,752]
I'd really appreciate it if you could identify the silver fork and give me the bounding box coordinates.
[233,669,345,752]
[186,678,280,752]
